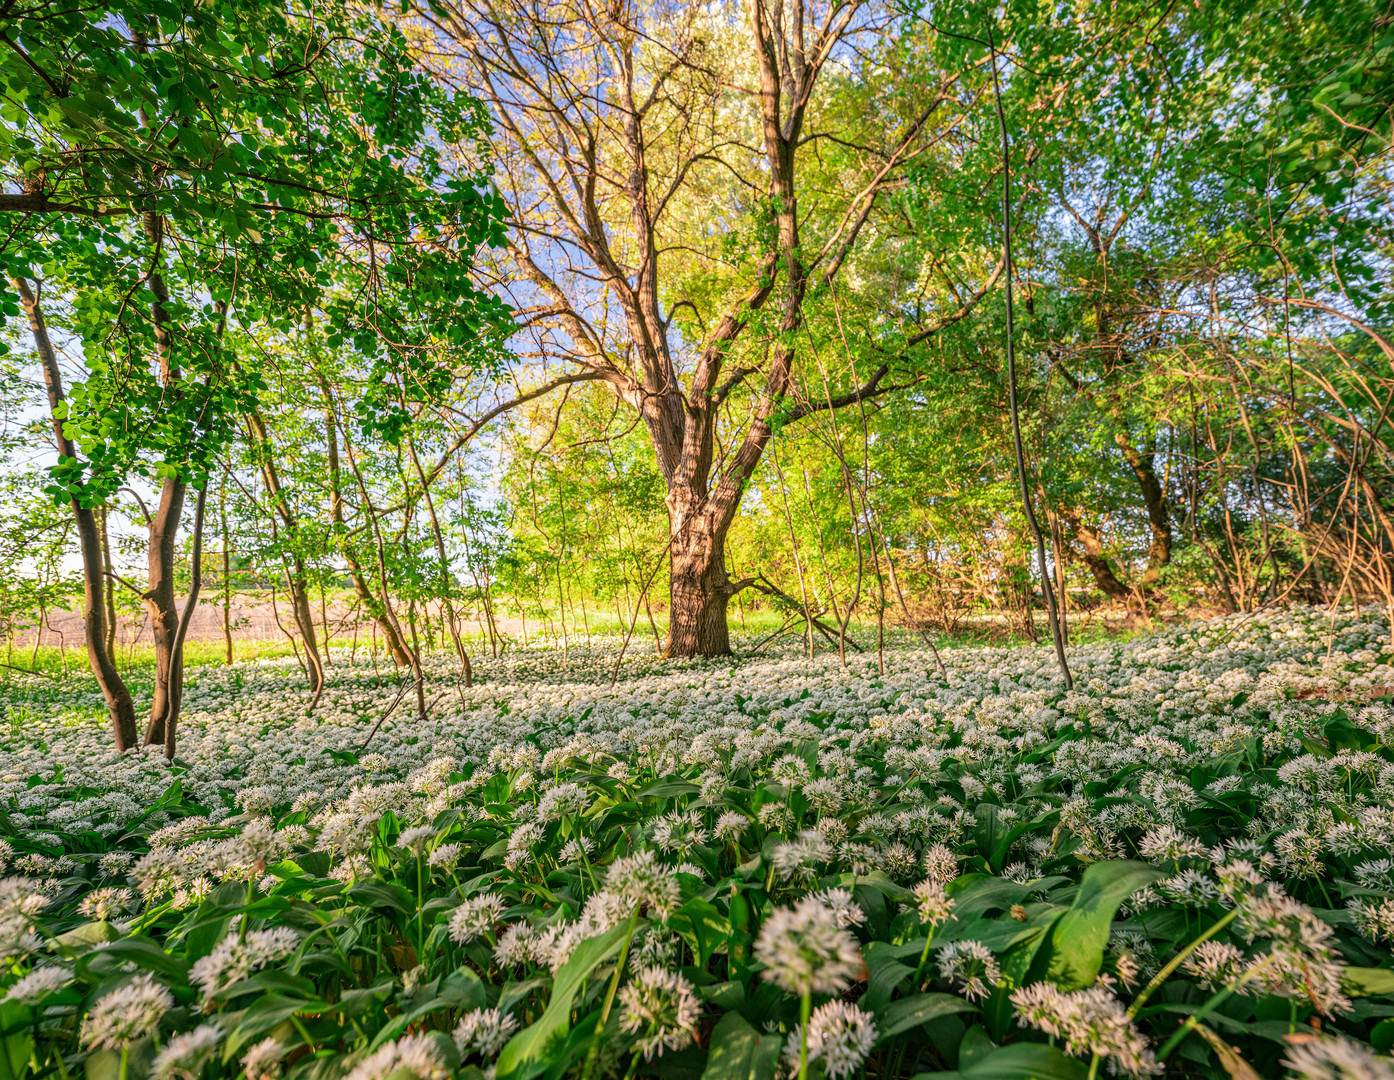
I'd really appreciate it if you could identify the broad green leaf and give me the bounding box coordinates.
[699,1011,783,1080]
[863,939,923,1013]
[1345,967,1394,998]
[226,994,328,1058]
[875,993,979,1041]
[1042,861,1163,991]
[495,921,629,1080]
[959,1043,1090,1080]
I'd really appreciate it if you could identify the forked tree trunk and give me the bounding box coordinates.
[15,275,140,751]
[144,476,186,748]
[1066,509,1131,600]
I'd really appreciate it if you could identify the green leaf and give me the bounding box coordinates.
[1345,967,1394,998]
[863,940,923,1013]
[958,1043,1090,1080]
[347,881,414,914]
[699,1011,783,1080]
[669,898,730,969]
[440,967,487,1011]
[875,993,979,1041]
[55,920,120,948]
[1041,861,1163,991]
[226,995,327,1058]
[638,778,701,798]
[88,937,190,980]
[494,921,629,1080]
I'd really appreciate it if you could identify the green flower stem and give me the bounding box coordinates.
[239,878,256,944]
[798,991,812,1080]
[911,926,940,991]
[1156,953,1277,1061]
[1086,1052,1100,1080]
[118,1046,128,1080]
[291,1014,316,1051]
[582,906,641,1080]
[1127,906,1240,1019]
[417,857,426,960]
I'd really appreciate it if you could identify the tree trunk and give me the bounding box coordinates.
[664,484,741,657]
[1114,430,1172,585]
[15,275,140,751]
[1066,510,1131,599]
[98,504,119,655]
[283,556,327,705]
[220,477,233,665]
[143,475,186,748]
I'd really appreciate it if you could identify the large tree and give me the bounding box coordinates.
[409,0,1006,655]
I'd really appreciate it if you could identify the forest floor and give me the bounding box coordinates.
[2,608,1393,1079]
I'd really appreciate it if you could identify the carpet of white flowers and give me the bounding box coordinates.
[2,608,1394,1080]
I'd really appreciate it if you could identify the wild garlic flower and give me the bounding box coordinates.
[754,897,863,997]
[330,854,372,883]
[652,809,708,854]
[1138,825,1208,862]
[631,928,679,971]
[1181,941,1248,990]
[936,940,1000,1002]
[241,1038,285,1080]
[802,778,845,814]
[537,783,589,822]
[1349,897,1394,943]
[453,1007,520,1058]
[397,827,436,856]
[922,844,959,885]
[81,974,174,1049]
[771,831,833,882]
[912,879,955,927]
[427,843,461,870]
[209,820,287,882]
[605,850,680,918]
[78,887,134,921]
[810,888,866,929]
[757,803,793,832]
[714,812,748,841]
[619,965,699,1060]
[1238,890,1350,1016]
[1011,979,1158,1077]
[493,923,537,967]
[189,928,299,1002]
[150,1023,221,1080]
[4,966,69,1004]
[343,1033,447,1080]
[559,837,596,864]
[1283,1034,1394,1079]
[783,1001,877,1080]
[98,852,134,875]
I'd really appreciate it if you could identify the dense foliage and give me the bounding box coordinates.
[1,610,1394,1079]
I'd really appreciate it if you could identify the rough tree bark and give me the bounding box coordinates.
[15,275,140,750]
